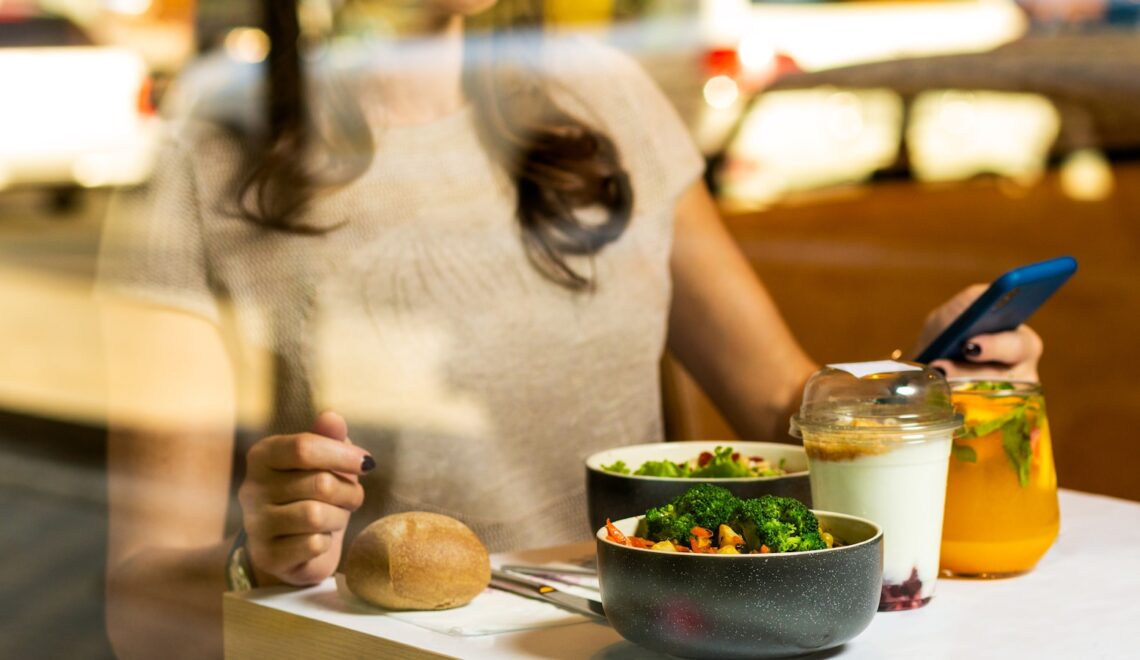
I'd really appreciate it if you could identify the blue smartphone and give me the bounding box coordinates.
[914,256,1078,364]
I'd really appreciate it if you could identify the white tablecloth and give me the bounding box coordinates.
[233,489,1140,659]
[830,489,1140,659]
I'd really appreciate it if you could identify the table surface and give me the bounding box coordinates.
[227,489,1140,659]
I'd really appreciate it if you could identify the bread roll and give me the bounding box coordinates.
[344,512,490,610]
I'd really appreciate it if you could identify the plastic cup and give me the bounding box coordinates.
[790,361,961,611]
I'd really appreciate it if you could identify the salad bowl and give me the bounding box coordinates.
[585,441,810,533]
[596,511,883,659]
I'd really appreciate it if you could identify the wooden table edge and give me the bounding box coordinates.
[223,592,456,660]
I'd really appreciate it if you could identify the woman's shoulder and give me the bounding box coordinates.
[541,33,645,78]
[539,34,705,206]
[539,34,659,114]
[134,119,244,219]
[161,50,264,136]
[538,34,693,145]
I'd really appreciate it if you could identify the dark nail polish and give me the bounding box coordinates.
[361,455,376,473]
[963,342,981,358]
[932,366,947,378]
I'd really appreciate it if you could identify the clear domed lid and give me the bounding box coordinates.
[789,360,961,438]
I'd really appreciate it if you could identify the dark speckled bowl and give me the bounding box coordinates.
[585,442,811,534]
[596,512,883,659]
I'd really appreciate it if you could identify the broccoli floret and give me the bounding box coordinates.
[733,495,827,553]
[643,504,699,543]
[644,484,741,543]
[673,483,742,529]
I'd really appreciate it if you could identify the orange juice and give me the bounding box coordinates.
[940,382,1059,577]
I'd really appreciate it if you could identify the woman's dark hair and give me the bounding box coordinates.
[241,0,633,290]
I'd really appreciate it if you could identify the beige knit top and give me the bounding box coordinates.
[97,36,704,552]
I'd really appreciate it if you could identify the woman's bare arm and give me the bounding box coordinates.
[102,303,371,659]
[666,180,817,442]
[102,303,237,660]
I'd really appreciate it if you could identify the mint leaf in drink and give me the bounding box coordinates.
[958,414,1011,440]
[971,381,1017,391]
[1000,407,1034,487]
[951,443,978,463]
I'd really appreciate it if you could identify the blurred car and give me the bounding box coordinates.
[712,25,1140,207]
[604,0,1027,156]
[0,13,160,205]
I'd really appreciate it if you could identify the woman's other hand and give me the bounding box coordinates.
[238,411,373,586]
[1015,0,1108,25]
[916,284,1045,382]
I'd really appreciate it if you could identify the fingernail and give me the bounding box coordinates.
[361,455,376,473]
[932,366,947,377]
[963,342,981,358]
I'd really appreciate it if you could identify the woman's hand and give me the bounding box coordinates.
[1015,0,1108,25]
[915,284,1045,382]
[238,411,373,586]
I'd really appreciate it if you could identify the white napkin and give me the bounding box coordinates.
[334,573,590,636]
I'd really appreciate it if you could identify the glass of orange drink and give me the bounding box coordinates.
[940,381,1059,577]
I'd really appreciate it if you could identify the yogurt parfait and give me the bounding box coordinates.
[790,361,961,611]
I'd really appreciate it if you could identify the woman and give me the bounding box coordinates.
[99,1,1042,658]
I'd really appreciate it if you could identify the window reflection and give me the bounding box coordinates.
[2,2,1138,658]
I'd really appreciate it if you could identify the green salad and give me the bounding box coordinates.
[601,446,788,479]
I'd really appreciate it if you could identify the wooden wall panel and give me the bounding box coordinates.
[665,163,1140,502]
